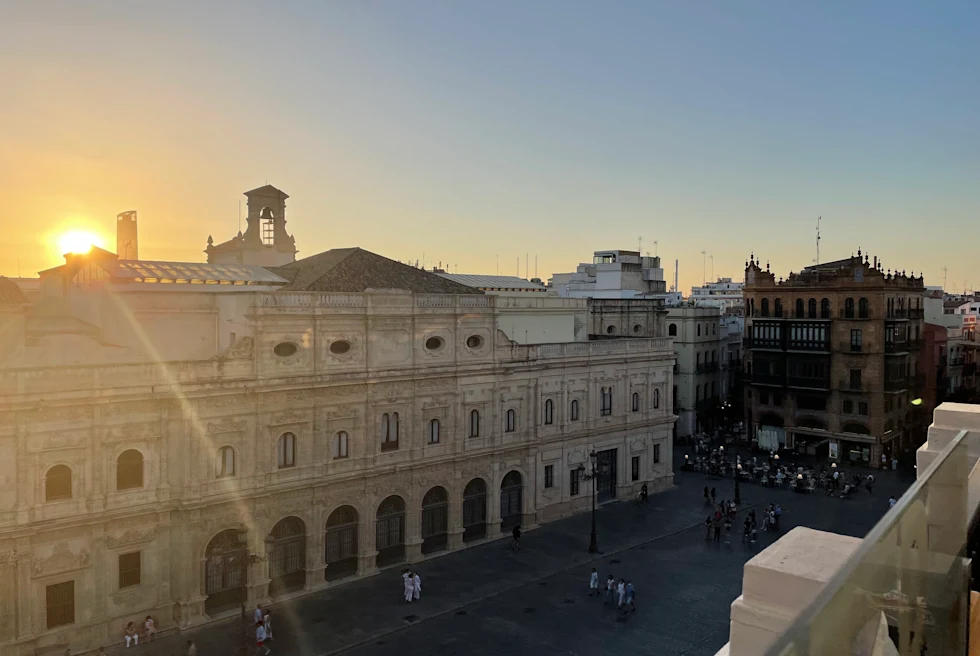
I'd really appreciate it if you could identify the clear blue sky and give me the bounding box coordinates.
[1,0,977,292]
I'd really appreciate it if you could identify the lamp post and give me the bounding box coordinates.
[577,450,600,553]
[735,463,742,505]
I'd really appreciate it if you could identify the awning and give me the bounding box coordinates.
[789,426,877,445]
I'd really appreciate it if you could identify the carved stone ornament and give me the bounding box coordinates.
[566,448,587,466]
[33,544,90,577]
[29,431,87,452]
[207,418,247,435]
[105,527,157,549]
[106,423,162,443]
[269,409,308,426]
[223,336,254,360]
[102,400,158,417]
[630,438,647,453]
[200,394,249,411]
[31,405,93,423]
[415,377,454,391]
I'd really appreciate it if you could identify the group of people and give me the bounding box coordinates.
[122,615,157,647]
[587,568,636,613]
[704,491,782,545]
[402,569,423,602]
[254,605,274,655]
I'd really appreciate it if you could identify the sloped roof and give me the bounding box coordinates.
[0,276,30,305]
[245,184,289,199]
[271,248,480,294]
[436,273,547,291]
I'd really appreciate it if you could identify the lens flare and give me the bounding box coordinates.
[57,230,105,255]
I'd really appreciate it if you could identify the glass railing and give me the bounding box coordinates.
[764,428,972,656]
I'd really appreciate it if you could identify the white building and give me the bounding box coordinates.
[666,305,728,439]
[925,287,978,395]
[689,277,745,315]
[0,186,677,655]
[549,250,669,300]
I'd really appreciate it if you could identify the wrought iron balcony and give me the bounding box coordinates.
[787,377,831,390]
[884,378,908,392]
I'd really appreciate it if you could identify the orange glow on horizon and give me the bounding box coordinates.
[56,230,106,256]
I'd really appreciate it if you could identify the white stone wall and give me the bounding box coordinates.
[0,291,675,655]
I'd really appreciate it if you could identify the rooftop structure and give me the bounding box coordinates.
[435,273,547,294]
[550,249,668,300]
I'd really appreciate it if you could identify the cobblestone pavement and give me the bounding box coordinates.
[109,451,913,656]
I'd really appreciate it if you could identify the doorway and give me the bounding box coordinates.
[596,448,618,502]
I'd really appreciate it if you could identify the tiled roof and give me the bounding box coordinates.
[0,276,29,305]
[272,248,481,294]
[436,273,547,291]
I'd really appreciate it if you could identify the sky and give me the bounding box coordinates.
[1,1,977,293]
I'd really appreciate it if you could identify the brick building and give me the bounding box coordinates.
[743,251,925,464]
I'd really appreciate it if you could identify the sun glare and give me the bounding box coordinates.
[57,230,105,256]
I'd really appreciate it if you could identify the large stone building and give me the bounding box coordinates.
[743,252,925,463]
[0,187,676,655]
[666,306,729,438]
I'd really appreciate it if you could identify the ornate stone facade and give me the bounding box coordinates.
[0,290,675,655]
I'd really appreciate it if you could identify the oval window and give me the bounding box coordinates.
[606,326,615,335]
[425,336,445,351]
[633,324,642,333]
[466,335,484,349]
[274,342,298,357]
[329,340,351,355]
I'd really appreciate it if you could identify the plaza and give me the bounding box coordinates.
[119,452,912,656]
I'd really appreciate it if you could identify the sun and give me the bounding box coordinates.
[57,230,105,255]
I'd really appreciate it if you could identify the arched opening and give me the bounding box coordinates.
[544,399,554,425]
[505,408,516,432]
[821,298,831,319]
[858,297,869,319]
[268,517,306,597]
[796,416,827,430]
[808,298,817,319]
[332,431,349,459]
[428,419,440,444]
[759,413,784,428]
[653,388,660,409]
[500,471,523,530]
[375,495,406,568]
[795,299,804,318]
[761,299,770,317]
[842,423,871,435]
[469,409,480,437]
[216,446,236,477]
[845,298,855,318]
[204,529,246,616]
[462,479,487,542]
[324,506,358,581]
[697,324,702,336]
[260,206,275,245]
[570,399,580,421]
[277,432,296,469]
[420,486,449,554]
[116,449,144,490]
[774,299,783,318]
[668,324,677,337]
[631,392,640,412]
[45,465,72,502]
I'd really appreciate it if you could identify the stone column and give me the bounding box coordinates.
[0,555,17,643]
[15,547,33,641]
[486,473,502,540]
[305,528,327,592]
[247,534,270,608]
[356,516,378,577]
[405,501,424,563]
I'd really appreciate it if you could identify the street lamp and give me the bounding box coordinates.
[735,463,742,505]
[577,450,600,553]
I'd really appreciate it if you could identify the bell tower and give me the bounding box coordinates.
[206,185,297,266]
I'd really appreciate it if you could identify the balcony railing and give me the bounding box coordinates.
[884,341,909,354]
[787,377,831,390]
[751,373,784,386]
[763,428,972,656]
[838,379,868,393]
[786,340,830,352]
[884,378,908,392]
[839,341,864,353]
[951,358,966,367]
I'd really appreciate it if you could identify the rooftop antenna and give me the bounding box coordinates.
[654,240,658,257]
[535,255,538,279]
[709,254,714,282]
[638,236,642,255]
[815,216,821,265]
[496,254,499,276]
[942,266,948,290]
[238,198,242,234]
[701,250,707,285]
[525,252,528,279]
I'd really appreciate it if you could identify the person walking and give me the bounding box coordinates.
[703,486,710,505]
[588,568,599,597]
[512,525,522,551]
[616,578,626,609]
[263,609,273,641]
[403,570,415,603]
[185,640,197,656]
[624,580,636,612]
[888,496,897,508]
[704,515,712,540]
[604,574,615,604]
[710,487,717,504]
[254,605,264,625]
[256,620,270,656]
[774,504,781,528]
[865,474,875,494]
[712,511,722,543]
[413,571,422,600]
[742,515,752,543]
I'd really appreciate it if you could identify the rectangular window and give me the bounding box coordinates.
[631,456,640,481]
[544,465,554,489]
[858,401,869,416]
[849,369,862,391]
[118,551,141,588]
[843,399,853,414]
[570,469,581,496]
[46,581,75,629]
[653,444,661,464]
[850,329,863,352]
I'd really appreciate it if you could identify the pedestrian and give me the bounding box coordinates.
[185,640,198,656]
[588,568,599,597]
[256,620,270,656]
[712,510,722,542]
[263,609,273,641]
[605,574,615,604]
[742,516,752,543]
[865,474,875,494]
[723,512,732,543]
[703,486,710,504]
[144,615,157,642]
[616,578,626,608]
[413,571,422,600]
[124,622,139,647]
[624,580,635,612]
[774,504,781,528]
[512,524,521,551]
[404,570,415,603]
[888,496,897,508]
[254,604,264,625]
[711,487,716,503]
[704,515,712,540]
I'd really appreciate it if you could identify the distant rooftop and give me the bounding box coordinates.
[435,273,547,292]
[114,260,288,285]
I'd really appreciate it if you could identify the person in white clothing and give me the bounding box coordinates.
[588,568,599,597]
[403,570,415,602]
[254,605,264,625]
[616,579,626,608]
[263,609,273,641]
[256,621,270,656]
[413,572,422,600]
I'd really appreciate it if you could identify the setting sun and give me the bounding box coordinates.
[56,230,105,256]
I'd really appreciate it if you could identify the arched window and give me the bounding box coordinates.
[761,299,770,317]
[859,298,869,319]
[697,324,702,336]
[820,298,831,319]
[469,410,480,437]
[428,419,440,444]
[600,387,613,416]
[217,446,235,477]
[697,352,701,366]
[45,465,72,502]
[774,299,782,317]
[668,324,677,337]
[570,399,579,421]
[116,449,144,490]
[332,431,349,459]
[795,299,804,318]
[653,388,660,409]
[845,298,855,318]
[631,392,640,412]
[544,399,554,425]
[808,298,817,318]
[505,409,516,433]
[381,413,399,451]
[277,432,296,468]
